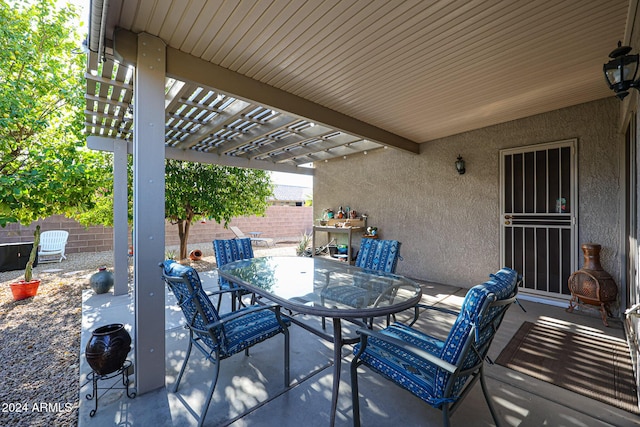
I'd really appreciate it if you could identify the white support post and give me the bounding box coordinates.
[133,33,166,394]
[113,140,129,296]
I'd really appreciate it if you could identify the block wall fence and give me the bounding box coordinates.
[0,206,313,254]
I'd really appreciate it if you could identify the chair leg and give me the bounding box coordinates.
[350,361,361,427]
[174,333,194,392]
[442,404,451,427]
[215,290,222,311]
[215,287,233,312]
[479,367,501,427]
[198,357,221,427]
[283,324,290,386]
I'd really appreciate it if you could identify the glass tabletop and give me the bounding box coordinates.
[218,256,422,318]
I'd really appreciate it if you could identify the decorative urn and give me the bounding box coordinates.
[85,323,132,375]
[90,267,114,294]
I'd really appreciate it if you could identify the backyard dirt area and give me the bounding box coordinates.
[0,251,112,426]
[0,242,298,426]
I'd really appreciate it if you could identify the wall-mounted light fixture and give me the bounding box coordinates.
[455,155,466,175]
[603,41,640,100]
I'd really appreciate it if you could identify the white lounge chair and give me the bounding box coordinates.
[229,226,275,247]
[38,230,69,263]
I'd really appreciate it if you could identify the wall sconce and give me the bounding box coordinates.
[603,41,640,100]
[455,155,466,175]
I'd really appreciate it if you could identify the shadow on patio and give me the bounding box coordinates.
[77,248,638,427]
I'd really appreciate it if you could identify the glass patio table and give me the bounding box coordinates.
[218,256,422,426]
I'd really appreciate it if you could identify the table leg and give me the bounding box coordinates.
[330,317,342,427]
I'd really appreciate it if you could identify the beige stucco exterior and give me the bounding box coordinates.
[315,97,621,289]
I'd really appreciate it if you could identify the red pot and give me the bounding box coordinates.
[189,249,203,261]
[10,279,41,301]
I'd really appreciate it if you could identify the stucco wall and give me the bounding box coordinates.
[315,98,621,288]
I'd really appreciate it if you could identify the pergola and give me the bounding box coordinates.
[84,0,632,395]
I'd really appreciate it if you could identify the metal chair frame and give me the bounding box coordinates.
[351,271,519,427]
[161,262,290,427]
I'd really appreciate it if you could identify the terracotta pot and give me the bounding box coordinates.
[189,249,203,261]
[10,279,41,301]
[86,323,132,375]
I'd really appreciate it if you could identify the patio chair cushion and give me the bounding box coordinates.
[322,239,402,309]
[213,238,254,292]
[353,267,518,406]
[163,260,224,348]
[161,260,291,426]
[354,321,445,404]
[221,308,288,355]
[355,238,401,273]
[321,274,400,308]
[163,259,287,357]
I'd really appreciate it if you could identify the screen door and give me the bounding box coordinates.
[500,139,578,298]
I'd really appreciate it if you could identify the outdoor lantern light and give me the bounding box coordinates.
[455,155,466,175]
[603,41,640,100]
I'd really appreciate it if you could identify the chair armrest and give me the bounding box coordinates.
[416,304,460,316]
[204,303,286,329]
[355,328,457,374]
[408,303,459,326]
[205,288,243,298]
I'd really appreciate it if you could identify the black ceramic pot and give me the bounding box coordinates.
[90,267,114,294]
[86,324,132,375]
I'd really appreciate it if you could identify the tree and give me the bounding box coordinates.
[0,0,111,226]
[165,159,273,260]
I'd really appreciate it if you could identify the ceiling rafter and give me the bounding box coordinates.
[171,99,253,150]
[84,25,419,174]
[242,127,350,160]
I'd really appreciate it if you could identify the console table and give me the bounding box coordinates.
[312,218,366,264]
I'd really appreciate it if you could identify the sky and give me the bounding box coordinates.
[271,172,313,188]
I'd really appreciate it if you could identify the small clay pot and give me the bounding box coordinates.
[189,249,203,261]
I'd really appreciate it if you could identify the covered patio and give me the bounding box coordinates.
[83,0,640,425]
[76,244,636,426]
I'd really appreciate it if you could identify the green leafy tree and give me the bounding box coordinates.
[75,155,126,228]
[0,0,110,226]
[165,159,273,260]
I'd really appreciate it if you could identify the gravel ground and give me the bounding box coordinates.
[0,242,298,427]
[0,251,114,427]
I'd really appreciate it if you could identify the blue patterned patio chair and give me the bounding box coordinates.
[161,260,290,427]
[355,237,401,272]
[321,238,401,328]
[213,238,254,311]
[351,268,520,427]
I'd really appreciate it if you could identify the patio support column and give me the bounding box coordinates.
[112,140,129,296]
[133,32,166,394]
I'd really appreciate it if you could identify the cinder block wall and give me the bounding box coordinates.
[0,206,312,254]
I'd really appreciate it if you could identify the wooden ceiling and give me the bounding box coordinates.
[85,0,632,172]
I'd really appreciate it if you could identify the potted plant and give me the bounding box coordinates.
[9,225,41,301]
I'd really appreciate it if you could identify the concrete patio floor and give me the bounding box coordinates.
[77,253,639,426]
